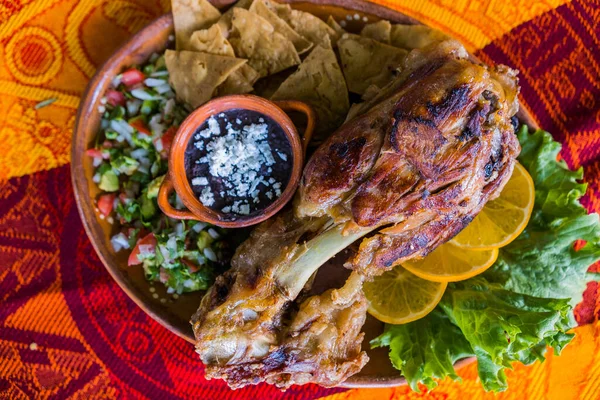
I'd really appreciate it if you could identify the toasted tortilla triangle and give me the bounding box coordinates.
[390,24,450,50]
[217,64,260,95]
[189,24,236,56]
[337,33,408,94]
[327,15,346,44]
[361,20,391,43]
[173,0,221,51]
[229,8,300,77]
[272,45,349,141]
[214,0,253,36]
[165,50,246,108]
[249,0,312,54]
[189,24,259,94]
[254,0,335,49]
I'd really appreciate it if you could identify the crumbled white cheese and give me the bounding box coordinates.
[192,177,209,186]
[200,186,215,207]
[191,113,290,215]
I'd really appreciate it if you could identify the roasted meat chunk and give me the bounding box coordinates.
[192,39,520,389]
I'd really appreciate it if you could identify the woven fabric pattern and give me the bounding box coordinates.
[1,0,600,398]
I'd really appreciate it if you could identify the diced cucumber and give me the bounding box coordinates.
[147,175,165,199]
[99,169,119,192]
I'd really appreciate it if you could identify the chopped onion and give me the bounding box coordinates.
[92,173,101,183]
[130,148,149,160]
[110,120,134,146]
[154,138,164,152]
[92,157,102,167]
[192,222,208,232]
[111,74,122,88]
[126,99,142,115]
[155,83,172,94]
[203,247,217,262]
[183,279,196,289]
[138,244,155,258]
[163,98,175,117]
[144,78,167,87]
[175,194,185,210]
[208,228,220,240]
[111,233,130,252]
[148,114,164,137]
[175,223,184,235]
[110,119,133,135]
[151,70,169,78]
[131,88,161,101]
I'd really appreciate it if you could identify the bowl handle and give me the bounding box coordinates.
[273,100,316,157]
[158,174,198,220]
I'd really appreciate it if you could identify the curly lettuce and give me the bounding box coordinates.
[371,127,600,392]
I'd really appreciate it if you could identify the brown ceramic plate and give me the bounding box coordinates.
[71,0,537,389]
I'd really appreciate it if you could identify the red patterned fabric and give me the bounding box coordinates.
[1,0,600,398]
[478,0,600,325]
[0,166,343,399]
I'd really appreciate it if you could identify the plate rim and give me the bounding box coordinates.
[71,0,538,389]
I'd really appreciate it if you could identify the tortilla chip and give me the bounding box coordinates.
[327,15,346,43]
[216,64,260,95]
[337,33,407,94]
[189,24,235,56]
[390,24,449,50]
[272,45,349,140]
[361,20,391,43]
[215,0,253,36]
[229,8,300,77]
[165,50,246,108]
[249,0,312,54]
[189,24,259,95]
[173,0,221,51]
[262,3,336,49]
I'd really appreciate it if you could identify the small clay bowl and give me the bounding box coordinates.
[157,94,315,228]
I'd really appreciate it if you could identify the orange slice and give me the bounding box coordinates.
[402,242,499,282]
[452,162,534,250]
[363,266,447,324]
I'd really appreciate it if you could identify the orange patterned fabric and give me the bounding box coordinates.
[1,0,600,399]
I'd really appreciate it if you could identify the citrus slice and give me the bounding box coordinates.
[363,266,447,324]
[452,162,534,250]
[402,241,499,282]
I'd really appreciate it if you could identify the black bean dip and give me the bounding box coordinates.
[184,109,292,218]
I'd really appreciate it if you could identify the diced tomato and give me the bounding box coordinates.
[121,68,145,87]
[182,259,199,273]
[105,90,125,106]
[129,118,151,136]
[155,126,177,159]
[128,233,157,266]
[159,268,170,284]
[86,148,105,159]
[97,193,116,217]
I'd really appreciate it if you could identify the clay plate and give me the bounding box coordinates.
[71,0,537,389]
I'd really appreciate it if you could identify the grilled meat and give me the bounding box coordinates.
[192,39,520,389]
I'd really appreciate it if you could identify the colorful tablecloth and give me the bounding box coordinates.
[1,0,600,399]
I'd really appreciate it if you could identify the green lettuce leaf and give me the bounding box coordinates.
[371,310,473,391]
[440,278,574,391]
[371,127,600,392]
[484,128,600,305]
